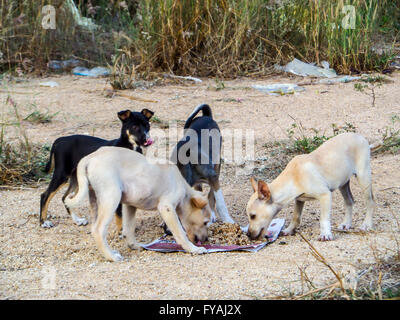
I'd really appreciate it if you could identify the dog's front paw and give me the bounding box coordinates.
[318,233,334,241]
[110,250,124,262]
[338,223,352,231]
[190,246,207,255]
[360,222,374,232]
[41,220,54,228]
[74,217,88,226]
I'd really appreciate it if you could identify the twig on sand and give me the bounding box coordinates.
[294,282,339,300]
[379,186,400,191]
[0,89,34,94]
[163,73,202,83]
[0,185,38,190]
[104,89,158,103]
[298,232,350,300]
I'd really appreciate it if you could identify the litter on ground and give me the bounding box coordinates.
[276,58,337,78]
[39,81,59,87]
[72,66,110,77]
[252,83,305,96]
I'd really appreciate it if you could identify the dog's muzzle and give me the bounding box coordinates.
[143,137,154,146]
[247,228,263,240]
[195,235,208,244]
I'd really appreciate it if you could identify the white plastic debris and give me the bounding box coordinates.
[39,81,59,87]
[48,59,81,71]
[72,66,110,77]
[252,83,305,96]
[391,61,400,69]
[164,73,202,83]
[318,76,361,84]
[276,58,337,78]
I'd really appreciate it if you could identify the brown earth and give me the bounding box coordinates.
[0,72,399,299]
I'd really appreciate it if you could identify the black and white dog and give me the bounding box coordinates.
[39,108,154,228]
[171,104,235,225]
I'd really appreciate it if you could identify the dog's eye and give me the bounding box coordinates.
[249,213,256,220]
[204,221,208,226]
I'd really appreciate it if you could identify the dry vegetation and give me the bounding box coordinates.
[1,0,399,77]
[1,0,400,300]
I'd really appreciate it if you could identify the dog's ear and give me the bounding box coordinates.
[250,177,258,192]
[258,180,271,202]
[141,108,154,120]
[191,196,208,209]
[118,110,131,122]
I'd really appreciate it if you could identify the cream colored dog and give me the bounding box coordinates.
[247,133,375,241]
[65,147,210,261]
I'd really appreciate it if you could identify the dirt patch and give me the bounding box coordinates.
[0,73,399,299]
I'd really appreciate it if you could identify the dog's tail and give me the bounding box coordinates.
[184,104,212,129]
[44,143,56,173]
[64,157,90,209]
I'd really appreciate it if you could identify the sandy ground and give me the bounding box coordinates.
[0,72,400,299]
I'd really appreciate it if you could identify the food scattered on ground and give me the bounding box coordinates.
[206,222,261,246]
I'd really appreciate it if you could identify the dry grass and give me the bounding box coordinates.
[287,216,400,300]
[1,1,398,77]
[0,96,50,186]
[0,0,125,74]
[129,0,398,78]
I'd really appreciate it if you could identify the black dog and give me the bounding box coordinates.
[40,108,154,228]
[170,104,235,228]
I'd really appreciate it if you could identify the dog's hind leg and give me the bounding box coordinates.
[317,192,333,241]
[88,187,98,222]
[61,175,88,226]
[40,172,68,228]
[92,194,123,262]
[122,205,142,250]
[209,170,235,224]
[355,160,375,231]
[338,181,354,231]
[282,200,305,236]
[213,188,235,224]
[115,203,123,234]
[207,189,217,224]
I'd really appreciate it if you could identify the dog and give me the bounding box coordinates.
[171,104,235,225]
[246,132,375,241]
[39,108,154,228]
[64,147,211,261]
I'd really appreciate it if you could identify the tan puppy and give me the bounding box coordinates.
[246,133,375,241]
[65,147,210,261]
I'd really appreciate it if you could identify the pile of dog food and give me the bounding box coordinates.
[162,222,259,245]
[206,222,261,246]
